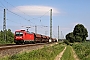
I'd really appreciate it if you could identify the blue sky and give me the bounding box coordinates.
[0,0,90,39]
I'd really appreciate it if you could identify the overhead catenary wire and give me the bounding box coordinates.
[0,1,36,25]
[0,1,53,37]
[0,6,49,34]
[29,10,50,20]
[3,0,32,18]
[0,6,34,29]
[0,5,4,8]
[0,1,7,8]
[3,0,50,21]
[0,4,49,27]
[0,5,31,27]
[6,19,24,25]
[0,0,50,27]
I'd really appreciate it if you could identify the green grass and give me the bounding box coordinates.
[1,44,65,60]
[72,42,90,60]
[61,46,75,60]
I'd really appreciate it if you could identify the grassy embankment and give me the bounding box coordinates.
[61,45,75,60]
[72,42,90,60]
[1,43,65,60]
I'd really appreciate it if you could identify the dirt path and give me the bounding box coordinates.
[71,47,79,60]
[54,46,66,60]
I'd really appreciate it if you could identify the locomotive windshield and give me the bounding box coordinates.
[15,32,23,36]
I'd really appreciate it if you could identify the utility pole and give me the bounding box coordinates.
[3,9,6,41]
[35,25,37,34]
[58,26,60,40]
[50,9,52,38]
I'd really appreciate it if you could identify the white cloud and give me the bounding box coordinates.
[11,5,60,16]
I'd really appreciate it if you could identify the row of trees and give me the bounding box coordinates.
[0,29,14,44]
[66,24,88,43]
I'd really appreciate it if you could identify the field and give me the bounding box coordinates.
[1,42,90,60]
[72,42,90,60]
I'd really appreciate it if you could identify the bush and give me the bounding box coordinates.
[63,40,70,45]
[72,42,90,60]
[70,43,73,46]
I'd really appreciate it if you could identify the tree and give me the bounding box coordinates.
[0,29,14,44]
[65,24,88,43]
[0,30,4,41]
[73,24,88,42]
[0,30,6,43]
[75,36,82,42]
[6,29,14,43]
[66,32,75,43]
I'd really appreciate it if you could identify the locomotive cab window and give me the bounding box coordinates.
[15,32,23,36]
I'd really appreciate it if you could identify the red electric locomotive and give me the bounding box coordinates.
[14,30,35,44]
[14,30,57,44]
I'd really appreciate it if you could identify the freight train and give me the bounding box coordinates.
[14,30,57,44]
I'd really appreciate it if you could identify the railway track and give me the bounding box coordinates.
[0,44,15,46]
[0,43,56,57]
[0,43,46,50]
